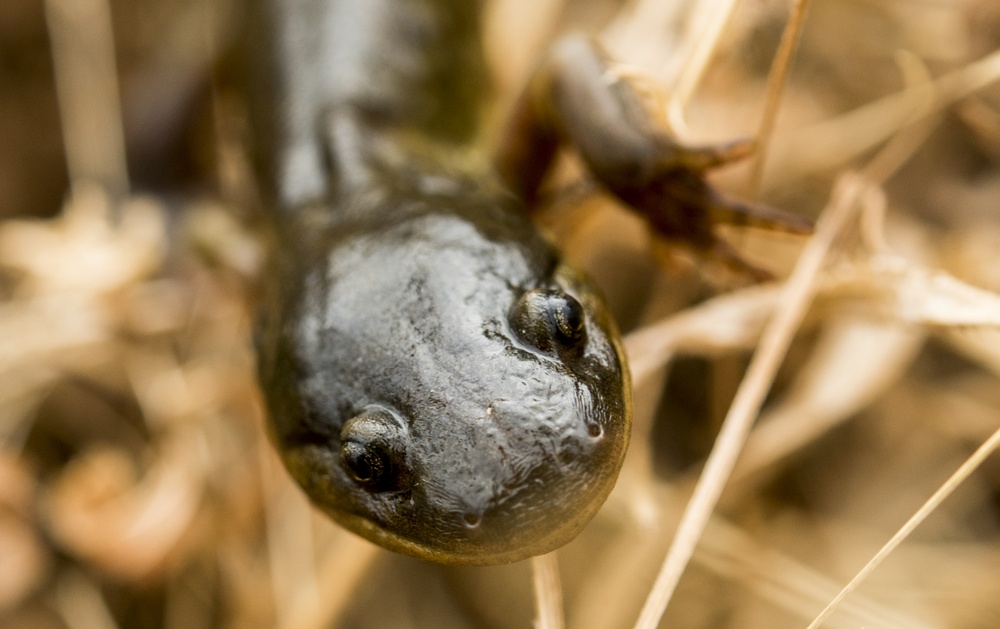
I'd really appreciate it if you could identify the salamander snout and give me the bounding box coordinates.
[324,375,624,565]
[262,205,632,565]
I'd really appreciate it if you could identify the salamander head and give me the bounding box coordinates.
[260,195,630,565]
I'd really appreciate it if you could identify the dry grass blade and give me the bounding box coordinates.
[603,0,688,76]
[696,517,937,629]
[732,318,924,487]
[945,329,1000,380]
[44,0,129,207]
[262,447,319,628]
[532,552,565,629]
[276,533,380,629]
[826,255,1000,327]
[55,569,120,629]
[624,284,780,387]
[484,0,566,95]
[744,0,812,197]
[774,45,1000,181]
[805,424,1000,629]
[632,173,868,629]
[665,0,742,134]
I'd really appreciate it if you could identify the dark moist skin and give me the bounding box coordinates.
[248,0,808,565]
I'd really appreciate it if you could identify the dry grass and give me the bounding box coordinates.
[3,0,1000,628]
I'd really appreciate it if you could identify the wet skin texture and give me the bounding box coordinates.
[257,177,630,564]
[247,0,631,565]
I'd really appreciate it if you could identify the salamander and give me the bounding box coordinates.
[246,0,806,565]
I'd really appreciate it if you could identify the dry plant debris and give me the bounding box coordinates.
[4,0,1000,628]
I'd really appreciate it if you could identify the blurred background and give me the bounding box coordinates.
[3,0,1000,628]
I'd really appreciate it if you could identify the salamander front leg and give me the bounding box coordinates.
[496,35,811,280]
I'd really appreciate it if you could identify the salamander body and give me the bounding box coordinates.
[248,0,631,565]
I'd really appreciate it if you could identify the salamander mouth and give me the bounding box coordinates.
[325,495,608,566]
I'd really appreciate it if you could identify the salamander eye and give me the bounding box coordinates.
[509,289,588,357]
[341,441,389,485]
[340,408,407,491]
